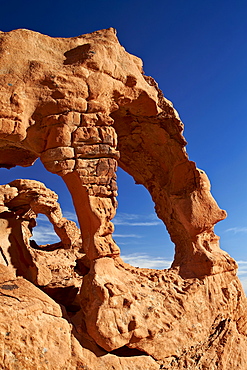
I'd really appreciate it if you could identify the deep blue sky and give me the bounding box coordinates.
[0,0,247,287]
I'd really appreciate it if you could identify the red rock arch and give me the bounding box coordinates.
[0,27,234,277]
[1,29,246,368]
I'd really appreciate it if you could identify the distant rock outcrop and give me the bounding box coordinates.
[0,28,246,369]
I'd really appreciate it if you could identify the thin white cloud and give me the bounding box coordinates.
[31,210,78,243]
[225,227,247,234]
[237,270,247,276]
[238,276,247,296]
[36,214,49,222]
[113,234,143,238]
[235,261,247,295]
[121,253,172,269]
[237,261,247,277]
[113,212,162,226]
[115,213,140,220]
[31,225,60,244]
[115,221,161,226]
[63,210,79,223]
[147,213,162,221]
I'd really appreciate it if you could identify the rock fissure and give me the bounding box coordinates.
[0,291,21,302]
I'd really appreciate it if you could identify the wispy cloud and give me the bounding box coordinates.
[113,234,143,238]
[237,270,247,276]
[32,210,78,244]
[237,261,247,276]
[236,261,247,295]
[115,213,140,221]
[36,214,49,223]
[225,227,247,234]
[121,253,172,269]
[113,212,162,226]
[31,225,60,244]
[33,214,59,243]
[115,221,161,226]
[63,211,79,223]
[238,276,247,296]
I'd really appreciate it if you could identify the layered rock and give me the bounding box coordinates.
[0,27,246,369]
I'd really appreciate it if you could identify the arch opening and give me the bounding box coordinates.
[113,168,174,270]
[0,158,79,244]
[110,104,181,271]
[0,158,77,216]
[0,159,85,313]
[110,100,231,279]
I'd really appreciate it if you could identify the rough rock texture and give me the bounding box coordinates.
[0,27,246,369]
[0,180,85,308]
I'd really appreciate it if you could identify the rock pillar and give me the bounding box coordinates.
[40,112,120,260]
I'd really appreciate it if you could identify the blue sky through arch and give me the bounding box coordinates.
[114,168,174,270]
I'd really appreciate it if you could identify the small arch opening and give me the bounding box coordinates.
[0,158,79,248]
[0,158,83,314]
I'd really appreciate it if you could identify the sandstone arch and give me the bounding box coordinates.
[0,27,234,276]
[0,28,247,369]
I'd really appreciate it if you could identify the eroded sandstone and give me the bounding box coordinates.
[0,27,246,369]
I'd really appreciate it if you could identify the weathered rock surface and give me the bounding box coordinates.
[0,27,246,369]
[0,179,82,286]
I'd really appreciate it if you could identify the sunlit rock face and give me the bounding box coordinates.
[0,28,246,370]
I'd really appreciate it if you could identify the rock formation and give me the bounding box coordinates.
[0,27,246,369]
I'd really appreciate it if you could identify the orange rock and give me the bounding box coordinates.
[0,27,246,369]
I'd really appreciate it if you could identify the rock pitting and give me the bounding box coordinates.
[0,27,246,369]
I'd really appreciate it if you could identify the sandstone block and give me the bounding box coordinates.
[42,159,75,175]
[75,144,119,159]
[41,146,75,163]
[46,124,72,149]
